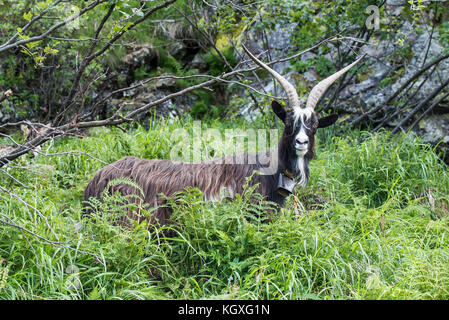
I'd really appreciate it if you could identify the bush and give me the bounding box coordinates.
[1,119,449,299]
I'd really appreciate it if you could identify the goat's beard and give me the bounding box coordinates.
[295,148,308,157]
[295,156,309,187]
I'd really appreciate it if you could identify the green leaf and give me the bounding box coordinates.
[87,287,101,300]
[26,41,40,49]
[23,11,33,22]
[35,56,46,64]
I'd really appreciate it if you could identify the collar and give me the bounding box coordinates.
[277,169,297,196]
[284,169,295,179]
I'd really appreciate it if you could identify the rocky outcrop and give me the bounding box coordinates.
[92,14,449,156]
[239,16,449,154]
[122,44,158,66]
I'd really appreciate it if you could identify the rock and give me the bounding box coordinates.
[238,22,299,110]
[122,44,156,66]
[190,53,208,70]
[169,41,187,59]
[0,145,14,157]
[244,23,297,75]
[364,92,386,108]
[412,31,447,68]
[360,44,383,58]
[357,78,378,93]
[303,70,319,83]
[386,0,407,5]
[323,52,335,62]
[108,84,197,127]
[300,51,317,62]
[333,19,448,130]
[154,73,176,89]
[1,113,11,123]
[267,23,296,51]
[122,80,142,97]
[419,114,449,143]
[386,5,404,17]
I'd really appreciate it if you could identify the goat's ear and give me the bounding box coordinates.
[318,114,339,128]
[272,101,287,122]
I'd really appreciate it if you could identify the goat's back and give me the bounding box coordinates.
[83,155,275,226]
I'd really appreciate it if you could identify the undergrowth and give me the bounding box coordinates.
[0,118,448,300]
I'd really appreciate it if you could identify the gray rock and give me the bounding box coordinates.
[266,23,296,51]
[418,114,449,145]
[1,113,11,123]
[386,4,404,16]
[334,20,448,127]
[386,0,407,5]
[303,70,319,83]
[190,53,208,70]
[154,73,176,89]
[239,22,299,108]
[358,78,378,92]
[109,84,197,127]
[122,44,156,65]
[360,44,383,58]
[169,41,187,59]
[122,80,142,97]
[0,145,14,157]
[242,23,296,76]
[300,51,317,62]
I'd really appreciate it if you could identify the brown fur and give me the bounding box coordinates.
[83,151,282,227]
[83,102,338,229]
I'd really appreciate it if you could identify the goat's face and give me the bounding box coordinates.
[272,100,338,160]
[241,44,365,178]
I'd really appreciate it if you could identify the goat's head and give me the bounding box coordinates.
[243,45,364,180]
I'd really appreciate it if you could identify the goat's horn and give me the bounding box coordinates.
[306,54,366,110]
[242,44,301,109]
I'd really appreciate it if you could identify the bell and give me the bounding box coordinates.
[277,173,297,196]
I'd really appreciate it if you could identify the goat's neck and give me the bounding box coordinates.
[276,140,309,187]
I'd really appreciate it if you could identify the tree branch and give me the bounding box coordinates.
[0,0,108,53]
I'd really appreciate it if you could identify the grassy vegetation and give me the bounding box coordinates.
[0,117,448,300]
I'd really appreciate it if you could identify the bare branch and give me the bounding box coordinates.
[0,0,108,53]
[0,213,103,265]
[350,53,449,127]
[0,35,333,168]
[53,0,179,125]
[391,77,449,134]
[0,0,65,48]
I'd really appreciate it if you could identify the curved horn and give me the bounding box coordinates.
[242,44,300,109]
[306,54,366,110]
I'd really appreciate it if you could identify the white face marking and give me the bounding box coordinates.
[294,128,309,156]
[295,127,308,144]
[292,107,312,155]
[292,107,313,129]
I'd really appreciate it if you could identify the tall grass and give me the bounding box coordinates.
[0,118,448,299]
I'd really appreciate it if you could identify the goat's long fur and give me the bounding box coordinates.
[83,143,306,227]
[84,53,364,228]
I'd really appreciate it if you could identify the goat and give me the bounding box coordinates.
[83,46,364,227]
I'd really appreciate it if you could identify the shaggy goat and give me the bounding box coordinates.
[83,46,364,227]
